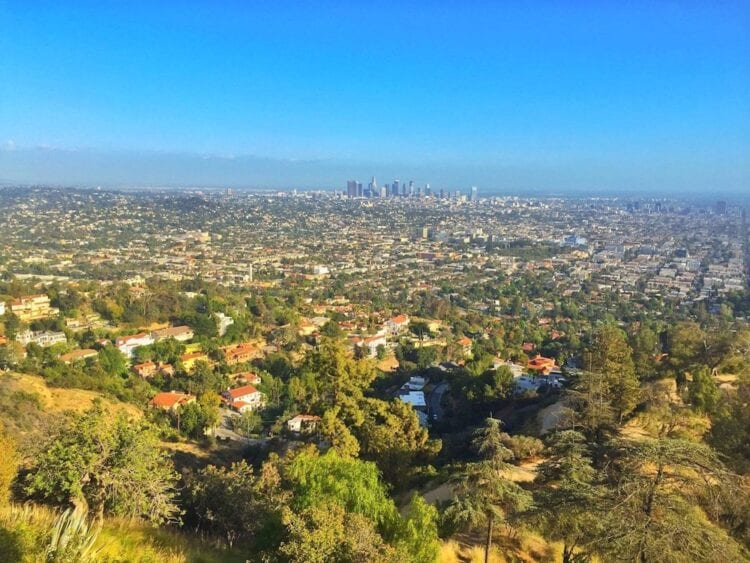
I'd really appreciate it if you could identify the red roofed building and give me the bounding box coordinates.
[149,391,195,411]
[222,384,265,412]
[221,342,261,365]
[527,355,557,375]
[385,314,410,335]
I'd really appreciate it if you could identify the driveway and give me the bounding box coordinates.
[428,381,449,420]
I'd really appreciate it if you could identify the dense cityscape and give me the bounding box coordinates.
[1,184,749,561]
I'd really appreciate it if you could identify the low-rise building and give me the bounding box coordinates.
[180,352,210,371]
[115,332,155,358]
[16,330,67,347]
[287,414,321,433]
[221,342,261,365]
[10,294,59,322]
[222,384,265,413]
[149,391,196,411]
[59,349,98,363]
[151,325,194,342]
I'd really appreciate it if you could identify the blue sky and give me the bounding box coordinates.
[1,1,748,192]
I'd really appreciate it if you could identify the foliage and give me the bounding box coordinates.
[0,424,17,505]
[45,508,101,563]
[357,398,441,490]
[25,403,180,524]
[596,438,746,563]
[530,431,605,563]
[445,418,533,563]
[687,366,720,414]
[279,501,397,563]
[186,459,287,548]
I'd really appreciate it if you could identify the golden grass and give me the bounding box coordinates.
[0,503,247,563]
[5,372,142,419]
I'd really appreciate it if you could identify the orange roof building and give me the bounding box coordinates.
[148,391,195,411]
[527,354,557,375]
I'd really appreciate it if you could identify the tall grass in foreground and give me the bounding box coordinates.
[0,502,245,562]
[46,508,100,562]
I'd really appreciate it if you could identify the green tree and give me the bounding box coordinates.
[25,403,179,523]
[279,502,396,563]
[688,366,720,414]
[300,338,377,415]
[187,460,287,548]
[598,438,745,563]
[710,370,750,471]
[630,324,659,380]
[530,431,605,563]
[445,418,533,563]
[319,407,360,458]
[286,449,398,532]
[357,399,441,490]
[233,409,262,438]
[584,324,640,424]
[393,494,440,563]
[97,345,127,377]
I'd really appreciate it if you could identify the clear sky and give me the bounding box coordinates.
[1,1,748,193]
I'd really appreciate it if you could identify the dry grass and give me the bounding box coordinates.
[439,529,555,563]
[4,372,141,419]
[0,503,246,563]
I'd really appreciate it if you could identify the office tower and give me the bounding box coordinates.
[392,180,400,197]
[439,188,445,199]
[470,186,478,201]
[715,200,727,215]
[401,181,407,197]
[380,186,387,198]
[408,180,415,196]
[346,180,357,198]
[424,183,431,197]
[356,182,363,197]
[369,176,378,195]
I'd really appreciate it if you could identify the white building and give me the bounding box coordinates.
[214,312,235,336]
[222,385,265,413]
[353,334,387,358]
[115,332,155,358]
[287,414,321,433]
[16,330,67,347]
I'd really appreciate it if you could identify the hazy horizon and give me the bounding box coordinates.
[1,2,749,193]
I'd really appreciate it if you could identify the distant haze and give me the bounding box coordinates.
[1,2,748,194]
[0,146,748,197]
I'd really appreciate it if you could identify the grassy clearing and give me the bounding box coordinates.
[0,503,247,563]
[2,372,141,418]
[438,529,556,562]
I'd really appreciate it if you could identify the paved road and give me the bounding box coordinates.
[428,381,449,420]
[214,409,266,445]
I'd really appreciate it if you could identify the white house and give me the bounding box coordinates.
[16,330,66,347]
[384,314,409,335]
[214,312,235,336]
[0,301,5,316]
[287,414,321,433]
[222,384,265,413]
[398,390,426,409]
[353,334,387,358]
[115,332,155,358]
[151,325,194,343]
